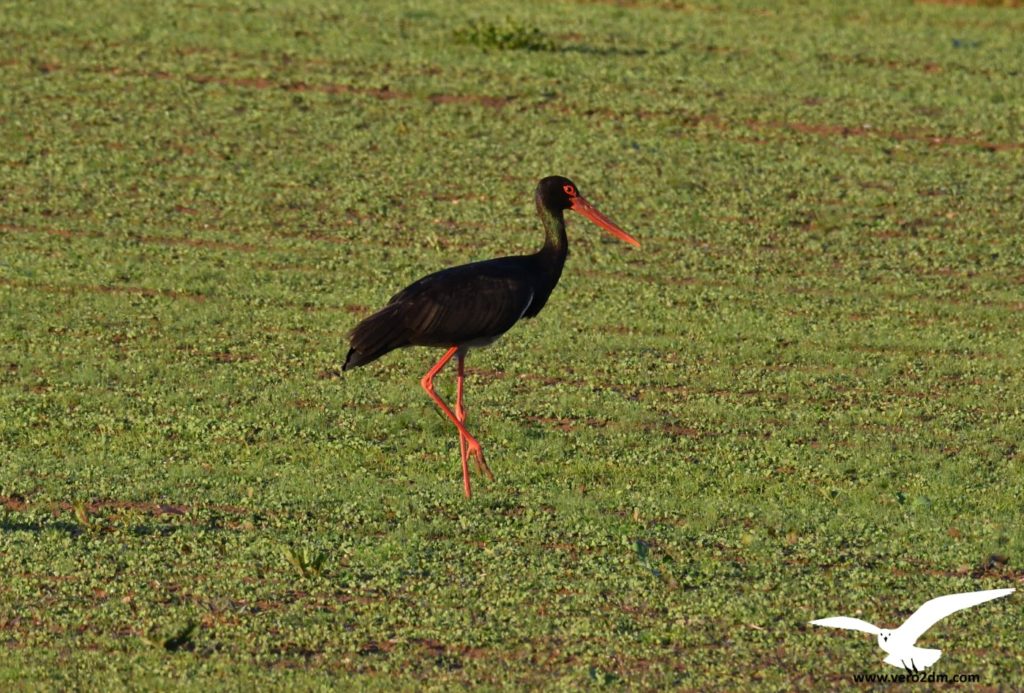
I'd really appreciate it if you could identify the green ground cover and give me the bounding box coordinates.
[1,0,1022,688]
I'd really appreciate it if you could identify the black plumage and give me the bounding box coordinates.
[344,257,543,369]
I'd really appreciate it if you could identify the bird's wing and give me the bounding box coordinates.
[387,261,536,347]
[897,588,1014,645]
[809,617,882,635]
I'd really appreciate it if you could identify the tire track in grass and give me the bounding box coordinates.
[1,495,249,518]
[2,220,486,255]
[0,277,208,302]
[92,65,514,109]
[71,63,1024,152]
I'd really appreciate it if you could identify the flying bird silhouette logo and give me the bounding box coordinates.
[810,588,1014,671]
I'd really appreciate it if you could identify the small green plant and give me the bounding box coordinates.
[282,544,327,579]
[452,18,553,52]
[71,500,93,531]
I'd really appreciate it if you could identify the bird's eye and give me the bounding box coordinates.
[562,184,576,197]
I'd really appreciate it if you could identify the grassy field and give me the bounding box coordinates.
[2,0,1023,688]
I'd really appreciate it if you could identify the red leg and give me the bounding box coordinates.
[420,346,487,497]
[456,351,494,481]
[455,350,468,471]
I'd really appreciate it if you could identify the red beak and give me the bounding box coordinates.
[570,196,641,248]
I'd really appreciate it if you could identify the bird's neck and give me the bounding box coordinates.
[535,199,568,272]
[513,196,569,319]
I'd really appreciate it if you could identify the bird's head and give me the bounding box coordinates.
[535,176,641,248]
[877,630,892,646]
[536,176,578,212]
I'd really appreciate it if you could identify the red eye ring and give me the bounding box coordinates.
[562,184,576,197]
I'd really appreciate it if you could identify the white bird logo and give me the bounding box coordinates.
[810,588,1014,672]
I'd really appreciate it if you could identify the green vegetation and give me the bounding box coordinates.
[2,0,1023,688]
[452,18,554,52]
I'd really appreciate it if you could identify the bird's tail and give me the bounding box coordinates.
[883,647,941,671]
[342,304,409,370]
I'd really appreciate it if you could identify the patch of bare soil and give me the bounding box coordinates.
[137,235,258,252]
[0,278,207,302]
[57,499,248,516]
[892,554,1024,580]
[0,223,92,239]
[96,66,512,108]
[1,494,28,511]
[1,495,248,517]
[917,0,1024,6]
[746,119,1023,151]
[3,221,264,253]
[526,415,605,432]
[428,93,514,109]
[209,351,256,364]
[283,80,407,100]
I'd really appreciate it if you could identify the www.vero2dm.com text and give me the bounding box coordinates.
[853,671,980,684]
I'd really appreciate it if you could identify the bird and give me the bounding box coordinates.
[810,587,1014,671]
[342,176,640,497]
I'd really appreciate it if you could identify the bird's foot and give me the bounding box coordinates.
[456,407,489,480]
[456,435,493,498]
[465,439,494,481]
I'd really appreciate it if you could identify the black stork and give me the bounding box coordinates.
[343,176,640,497]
